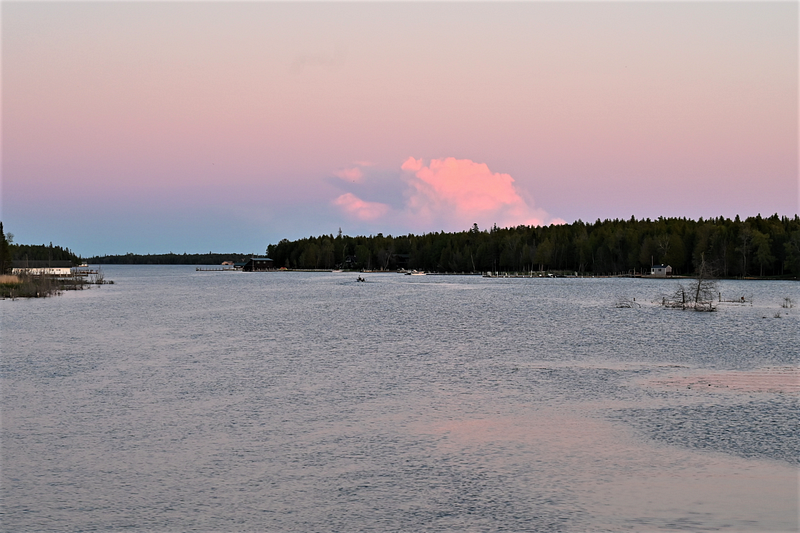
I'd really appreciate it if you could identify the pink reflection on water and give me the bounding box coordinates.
[414,407,798,530]
[645,366,800,395]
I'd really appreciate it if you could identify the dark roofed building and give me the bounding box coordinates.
[242,257,274,272]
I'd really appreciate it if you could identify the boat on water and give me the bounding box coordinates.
[406,270,426,276]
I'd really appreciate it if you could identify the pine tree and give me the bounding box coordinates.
[0,222,12,275]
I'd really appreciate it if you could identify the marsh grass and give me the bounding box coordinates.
[0,273,104,299]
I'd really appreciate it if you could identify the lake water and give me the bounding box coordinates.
[2,266,798,532]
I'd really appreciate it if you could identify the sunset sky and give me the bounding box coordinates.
[2,2,797,256]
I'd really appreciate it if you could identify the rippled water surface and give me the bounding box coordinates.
[2,267,798,531]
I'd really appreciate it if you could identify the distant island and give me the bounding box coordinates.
[85,252,254,265]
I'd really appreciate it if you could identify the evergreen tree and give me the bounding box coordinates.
[0,222,12,274]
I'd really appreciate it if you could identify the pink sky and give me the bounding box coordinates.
[2,2,797,254]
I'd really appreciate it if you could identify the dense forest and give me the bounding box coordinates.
[87,252,254,265]
[267,215,800,278]
[11,244,82,264]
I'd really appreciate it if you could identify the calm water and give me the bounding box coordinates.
[2,266,798,532]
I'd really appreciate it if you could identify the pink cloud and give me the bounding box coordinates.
[405,157,519,211]
[333,157,558,231]
[401,157,423,172]
[402,157,550,229]
[333,193,390,221]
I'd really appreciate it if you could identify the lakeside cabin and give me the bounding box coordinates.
[242,257,274,272]
[650,264,673,277]
[11,260,74,277]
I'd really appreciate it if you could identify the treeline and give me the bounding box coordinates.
[267,214,800,278]
[11,244,82,264]
[87,252,254,265]
[0,222,82,274]
[1,223,83,274]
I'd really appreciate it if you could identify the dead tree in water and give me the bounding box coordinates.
[662,254,717,311]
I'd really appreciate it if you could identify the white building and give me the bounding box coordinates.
[11,260,74,277]
[650,264,672,277]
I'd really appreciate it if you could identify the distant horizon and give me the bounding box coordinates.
[41,211,800,258]
[4,2,797,257]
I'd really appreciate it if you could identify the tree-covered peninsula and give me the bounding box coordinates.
[1,222,83,275]
[1,223,91,298]
[266,214,800,278]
